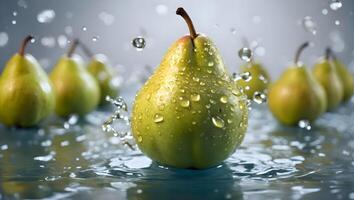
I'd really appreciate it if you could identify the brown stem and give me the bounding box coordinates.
[67,39,79,58]
[294,42,309,64]
[79,42,94,58]
[19,35,34,56]
[327,47,337,60]
[176,7,198,39]
[325,47,331,60]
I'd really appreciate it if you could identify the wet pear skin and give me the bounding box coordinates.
[332,59,354,101]
[268,65,327,125]
[237,62,270,99]
[132,35,248,169]
[50,55,100,117]
[0,54,55,127]
[313,59,343,110]
[87,57,119,105]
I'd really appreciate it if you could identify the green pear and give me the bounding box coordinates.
[79,44,120,105]
[0,35,55,127]
[268,42,327,125]
[330,50,354,101]
[313,48,344,110]
[50,40,100,117]
[131,8,248,169]
[237,61,270,99]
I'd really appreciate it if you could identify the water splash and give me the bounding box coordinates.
[37,9,55,23]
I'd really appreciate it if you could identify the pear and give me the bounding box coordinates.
[0,35,55,127]
[237,61,270,99]
[80,43,120,105]
[313,48,344,110]
[330,49,354,101]
[131,7,248,169]
[268,42,327,125]
[50,39,100,117]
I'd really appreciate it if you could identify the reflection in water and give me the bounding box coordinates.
[0,100,353,199]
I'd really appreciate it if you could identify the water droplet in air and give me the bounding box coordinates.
[37,9,55,23]
[156,4,168,15]
[212,116,225,128]
[132,36,146,51]
[253,91,267,104]
[17,0,28,8]
[238,47,253,62]
[330,0,342,10]
[82,26,87,31]
[1,144,8,150]
[255,46,266,57]
[98,12,115,26]
[191,94,200,102]
[30,38,36,43]
[154,113,164,123]
[57,35,68,48]
[335,20,340,25]
[41,36,56,48]
[0,32,9,47]
[298,120,312,130]
[13,11,18,16]
[11,20,16,25]
[220,96,228,104]
[302,16,317,35]
[92,36,99,42]
[322,9,328,15]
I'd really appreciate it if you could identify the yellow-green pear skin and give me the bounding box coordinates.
[333,59,354,101]
[313,59,343,110]
[132,7,248,169]
[268,66,327,125]
[87,55,119,105]
[237,62,270,99]
[50,55,100,117]
[0,36,55,127]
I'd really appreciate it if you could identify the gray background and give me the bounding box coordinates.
[0,0,353,82]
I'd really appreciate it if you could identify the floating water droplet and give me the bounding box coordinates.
[298,120,312,130]
[17,0,28,8]
[238,47,253,62]
[302,16,317,35]
[154,113,164,123]
[220,96,228,104]
[132,36,146,51]
[30,38,36,43]
[13,11,18,16]
[191,94,200,102]
[255,46,266,57]
[37,9,55,23]
[11,20,16,25]
[335,20,340,25]
[92,36,99,42]
[98,12,115,26]
[212,116,225,128]
[330,0,342,10]
[82,26,87,31]
[253,91,267,104]
[155,4,168,15]
[0,32,9,47]
[0,144,8,150]
[57,35,68,48]
[230,28,237,35]
[41,36,56,48]
[322,9,328,15]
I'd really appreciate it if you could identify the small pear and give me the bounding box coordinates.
[131,8,248,169]
[237,61,270,99]
[50,40,100,117]
[80,43,120,105]
[0,35,55,127]
[313,48,344,110]
[330,50,354,101]
[268,42,327,125]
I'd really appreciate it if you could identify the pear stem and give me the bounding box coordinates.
[67,39,79,58]
[79,42,94,58]
[294,42,309,65]
[19,35,34,56]
[327,47,338,60]
[325,47,331,60]
[176,7,198,39]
